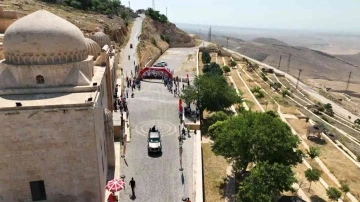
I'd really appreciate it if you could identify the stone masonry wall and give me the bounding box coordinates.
[0,107,102,202]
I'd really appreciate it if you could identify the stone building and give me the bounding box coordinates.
[0,10,119,202]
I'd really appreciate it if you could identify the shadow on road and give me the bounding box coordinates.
[148,152,163,158]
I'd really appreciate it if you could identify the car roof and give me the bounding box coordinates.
[149,132,160,138]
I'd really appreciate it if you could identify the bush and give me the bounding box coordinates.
[160,35,170,44]
[282,89,291,97]
[222,66,230,73]
[230,60,237,67]
[69,0,81,8]
[65,0,121,15]
[145,8,168,23]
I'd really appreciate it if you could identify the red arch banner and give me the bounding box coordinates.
[138,66,173,79]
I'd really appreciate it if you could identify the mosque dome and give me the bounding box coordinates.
[85,38,101,58]
[89,32,111,48]
[3,10,88,65]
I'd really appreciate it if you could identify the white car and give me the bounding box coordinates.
[156,61,167,66]
[148,130,162,153]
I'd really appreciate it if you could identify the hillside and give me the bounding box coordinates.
[251,37,289,46]
[1,0,132,47]
[137,16,195,67]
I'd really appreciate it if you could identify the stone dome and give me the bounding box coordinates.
[89,32,111,48]
[3,10,88,65]
[85,38,101,58]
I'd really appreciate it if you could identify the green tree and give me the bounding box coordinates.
[324,103,334,116]
[281,89,291,97]
[212,111,302,174]
[304,168,321,192]
[236,162,297,202]
[222,66,230,73]
[230,60,237,67]
[327,187,342,201]
[354,118,360,126]
[180,74,240,116]
[120,10,128,21]
[340,183,350,199]
[203,62,223,75]
[307,147,320,159]
[201,51,211,64]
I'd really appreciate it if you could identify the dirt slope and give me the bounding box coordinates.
[137,16,195,67]
[1,0,130,47]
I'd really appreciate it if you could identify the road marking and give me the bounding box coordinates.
[134,120,178,137]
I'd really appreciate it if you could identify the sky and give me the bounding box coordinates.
[129,0,360,34]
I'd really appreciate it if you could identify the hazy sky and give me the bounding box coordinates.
[130,0,360,33]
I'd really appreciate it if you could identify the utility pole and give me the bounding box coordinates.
[226,37,229,50]
[278,55,282,70]
[345,71,352,94]
[287,53,291,73]
[209,26,212,42]
[166,7,167,18]
[296,69,302,89]
[152,0,155,10]
[128,1,130,9]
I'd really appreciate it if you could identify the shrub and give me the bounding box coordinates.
[145,8,168,23]
[201,51,211,64]
[222,66,230,73]
[230,60,237,67]
[69,0,81,8]
[160,35,170,43]
[281,89,291,97]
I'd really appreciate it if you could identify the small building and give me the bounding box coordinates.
[0,10,119,202]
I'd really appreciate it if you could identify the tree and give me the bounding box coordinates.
[203,62,223,75]
[180,74,240,115]
[340,183,350,198]
[304,168,321,192]
[120,10,128,21]
[230,60,237,67]
[327,187,342,201]
[354,118,360,126]
[236,162,297,202]
[201,51,211,64]
[307,147,320,159]
[222,66,230,73]
[212,111,302,174]
[324,103,334,116]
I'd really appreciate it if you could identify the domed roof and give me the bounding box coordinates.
[3,10,88,65]
[89,32,111,48]
[85,38,101,58]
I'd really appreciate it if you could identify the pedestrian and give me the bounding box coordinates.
[187,125,190,137]
[129,177,136,198]
[186,198,191,202]
[182,83,184,90]
[126,90,128,98]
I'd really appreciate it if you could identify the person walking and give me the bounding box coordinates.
[129,177,136,198]
[186,198,191,202]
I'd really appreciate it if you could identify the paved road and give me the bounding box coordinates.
[119,14,144,77]
[120,46,197,202]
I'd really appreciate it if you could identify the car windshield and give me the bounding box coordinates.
[149,138,160,143]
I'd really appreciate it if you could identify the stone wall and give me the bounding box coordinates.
[0,107,103,202]
[0,57,94,89]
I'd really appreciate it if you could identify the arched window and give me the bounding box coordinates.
[36,75,45,84]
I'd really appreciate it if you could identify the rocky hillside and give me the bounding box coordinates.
[137,16,195,67]
[1,0,132,47]
[251,37,288,46]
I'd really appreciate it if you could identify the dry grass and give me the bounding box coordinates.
[202,143,228,202]
[292,162,330,201]
[230,69,262,112]
[287,119,360,199]
[281,106,302,116]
